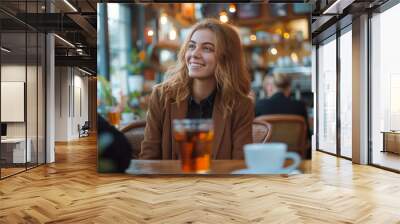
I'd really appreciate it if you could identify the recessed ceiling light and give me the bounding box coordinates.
[1,47,11,53]
[78,67,93,76]
[322,0,353,14]
[63,0,78,12]
[54,34,75,48]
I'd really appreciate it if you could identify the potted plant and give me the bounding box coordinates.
[128,91,146,120]
[97,76,116,116]
[121,104,135,124]
[125,48,149,75]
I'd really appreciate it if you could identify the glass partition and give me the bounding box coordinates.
[371,3,400,171]
[1,30,28,177]
[317,36,337,155]
[339,28,352,158]
[0,1,46,179]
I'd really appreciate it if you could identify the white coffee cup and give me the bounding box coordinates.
[243,143,301,174]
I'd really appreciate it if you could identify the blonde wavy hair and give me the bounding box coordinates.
[160,18,251,117]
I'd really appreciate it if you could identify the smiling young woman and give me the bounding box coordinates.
[140,18,253,160]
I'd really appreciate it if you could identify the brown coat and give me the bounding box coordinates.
[140,85,254,160]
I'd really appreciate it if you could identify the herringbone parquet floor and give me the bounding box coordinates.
[1,135,400,223]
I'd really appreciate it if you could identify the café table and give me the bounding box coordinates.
[125,160,311,175]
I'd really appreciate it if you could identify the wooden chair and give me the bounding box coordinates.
[254,114,309,158]
[252,120,272,143]
[120,120,146,159]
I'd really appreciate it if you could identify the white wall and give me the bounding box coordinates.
[54,67,89,141]
[1,64,46,164]
[1,65,26,141]
[1,65,39,137]
[55,67,69,141]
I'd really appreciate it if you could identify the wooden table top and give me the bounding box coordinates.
[125,160,311,175]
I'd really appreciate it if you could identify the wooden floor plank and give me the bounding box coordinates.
[0,135,400,223]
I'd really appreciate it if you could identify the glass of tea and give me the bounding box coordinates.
[107,107,121,128]
[173,119,214,173]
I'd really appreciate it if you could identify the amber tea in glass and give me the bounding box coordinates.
[173,119,213,173]
[107,108,120,127]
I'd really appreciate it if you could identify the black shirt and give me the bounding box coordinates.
[255,92,308,118]
[255,92,310,135]
[186,90,217,119]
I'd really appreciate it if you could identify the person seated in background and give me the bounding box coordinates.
[255,73,311,158]
[262,75,275,99]
[140,18,253,160]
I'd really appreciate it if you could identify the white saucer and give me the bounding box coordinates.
[231,169,301,175]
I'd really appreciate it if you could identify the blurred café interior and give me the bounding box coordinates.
[0,0,397,178]
[97,1,400,173]
[97,3,312,124]
[97,3,314,165]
